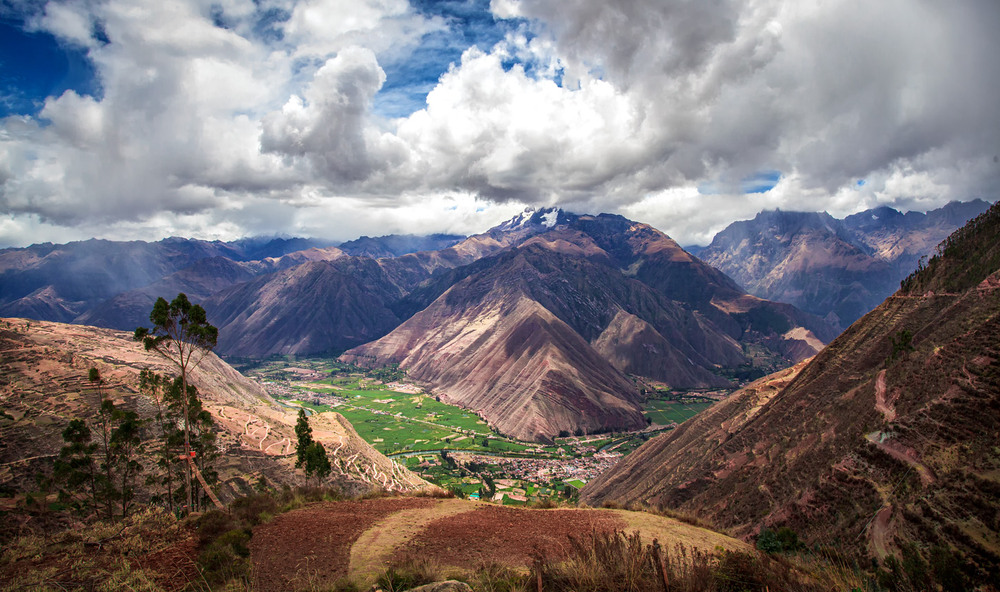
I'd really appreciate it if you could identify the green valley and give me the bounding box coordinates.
[236,355,720,503]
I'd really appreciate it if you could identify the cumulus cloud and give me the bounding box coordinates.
[1,0,998,248]
[261,46,409,184]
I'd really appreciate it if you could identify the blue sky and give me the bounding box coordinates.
[375,0,525,118]
[0,19,99,116]
[0,0,997,248]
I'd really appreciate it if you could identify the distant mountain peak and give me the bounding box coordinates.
[495,207,570,232]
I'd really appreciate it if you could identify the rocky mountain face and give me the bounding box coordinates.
[0,317,426,499]
[693,200,991,329]
[582,202,1000,580]
[0,238,246,323]
[344,214,835,441]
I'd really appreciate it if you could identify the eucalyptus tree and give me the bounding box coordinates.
[134,293,218,514]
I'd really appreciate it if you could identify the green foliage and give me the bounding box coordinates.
[162,377,218,512]
[887,330,915,364]
[775,527,803,553]
[756,528,782,554]
[901,200,1000,294]
[139,370,177,514]
[56,369,147,521]
[54,419,99,515]
[929,545,967,592]
[230,493,280,526]
[295,409,313,469]
[756,526,803,555]
[303,441,332,485]
[197,528,250,586]
[134,293,218,516]
[133,293,218,355]
[368,362,406,382]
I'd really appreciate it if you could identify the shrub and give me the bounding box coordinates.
[756,528,782,554]
[376,554,442,592]
[196,509,237,544]
[197,528,250,586]
[230,492,279,526]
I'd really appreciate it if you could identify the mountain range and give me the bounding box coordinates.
[582,201,1000,580]
[692,199,990,329]
[1,202,985,442]
[342,213,834,441]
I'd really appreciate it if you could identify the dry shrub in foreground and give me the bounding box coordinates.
[538,530,820,592]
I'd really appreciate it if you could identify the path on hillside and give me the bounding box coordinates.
[248,497,750,592]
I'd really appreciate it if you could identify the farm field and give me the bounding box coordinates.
[236,356,721,503]
[642,399,716,426]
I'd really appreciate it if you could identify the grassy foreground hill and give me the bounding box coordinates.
[582,202,1000,586]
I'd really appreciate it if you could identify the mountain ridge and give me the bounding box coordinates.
[694,199,991,328]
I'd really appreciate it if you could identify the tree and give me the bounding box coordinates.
[91,369,117,520]
[134,293,218,515]
[140,369,176,514]
[163,377,218,512]
[54,419,99,516]
[303,442,331,486]
[294,409,313,469]
[109,407,144,519]
[61,368,147,521]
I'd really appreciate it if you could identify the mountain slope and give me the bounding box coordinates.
[75,256,257,331]
[337,233,465,258]
[344,216,836,441]
[342,280,646,442]
[582,202,1000,579]
[0,238,246,322]
[206,258,405,358]
[0,317,426,498]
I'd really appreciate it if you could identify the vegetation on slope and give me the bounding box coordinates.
[901,200,1000,294]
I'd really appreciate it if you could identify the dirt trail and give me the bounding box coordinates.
[865,432,935,486]
[870,505,893,558]
[250,497,750,591]
[874,370,896,422]
[250,497,436,592]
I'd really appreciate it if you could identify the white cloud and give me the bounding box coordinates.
[1,0,998,248]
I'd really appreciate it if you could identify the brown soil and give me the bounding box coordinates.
[249,497,746,590]
[250,497,436,592]
[391,505,626,569]
[134,529,201,592]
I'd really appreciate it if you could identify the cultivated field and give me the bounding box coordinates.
[238,356,720,503]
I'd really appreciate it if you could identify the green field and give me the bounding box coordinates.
[249,360,567,456]
[241,356,720,502]
[642,399,715,425]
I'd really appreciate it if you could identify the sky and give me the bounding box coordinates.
[1,0,998,248]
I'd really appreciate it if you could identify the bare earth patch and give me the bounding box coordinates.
[250,497,750,589]
[250,497,436,592]
[390,505,626,569]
